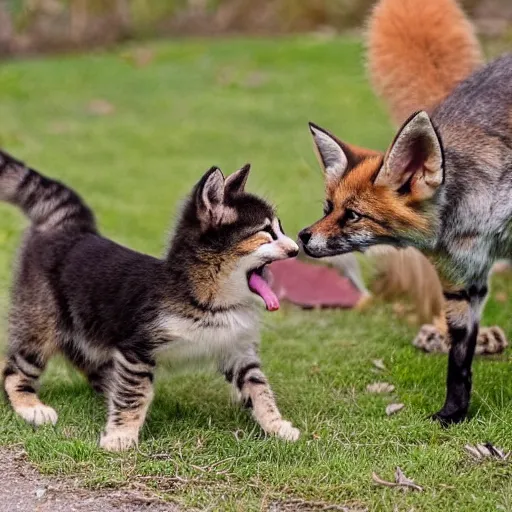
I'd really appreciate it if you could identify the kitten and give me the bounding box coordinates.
[1,152,300,450]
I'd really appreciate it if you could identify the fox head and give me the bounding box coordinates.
[169,164,298,311]
[299,111,443,258]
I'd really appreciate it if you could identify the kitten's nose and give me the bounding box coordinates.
[299,229,312,246]
[287,247,299,257]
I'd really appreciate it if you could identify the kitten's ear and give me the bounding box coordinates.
[196,166,226,229]
[309,122,357,188]
[224,163,251,195]
[375,111,443,200]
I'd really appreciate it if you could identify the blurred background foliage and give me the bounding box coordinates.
[0,0,511,56]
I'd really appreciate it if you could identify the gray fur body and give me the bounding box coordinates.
[431,54,512,286]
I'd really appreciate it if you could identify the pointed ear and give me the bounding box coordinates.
[375,111,444,200]
[196,166,226,229]
[309,122,359,187]
[224,163,251,195]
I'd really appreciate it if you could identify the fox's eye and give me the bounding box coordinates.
[324,200,334,216]
[345,209,361,223]
[261,225,277,240]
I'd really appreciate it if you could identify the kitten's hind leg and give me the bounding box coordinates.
[221,349,300,441]
[100,350,155,452]
[3,340,57,426]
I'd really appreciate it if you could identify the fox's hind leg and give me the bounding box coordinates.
[3,331,58,426]
[220,347,300,441]
[99,350,155,452]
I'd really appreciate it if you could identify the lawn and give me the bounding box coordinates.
[0,37,511,511]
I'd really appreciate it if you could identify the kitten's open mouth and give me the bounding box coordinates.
[247,265,279,311]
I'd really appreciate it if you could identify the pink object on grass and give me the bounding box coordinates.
[267,258,362,309]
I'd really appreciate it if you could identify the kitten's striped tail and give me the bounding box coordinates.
[0,150,96,232]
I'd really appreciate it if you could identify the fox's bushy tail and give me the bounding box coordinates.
[366,0,483,323]
[367,0,483,125]
[0,150,96,232]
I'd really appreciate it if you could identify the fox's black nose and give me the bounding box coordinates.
[298,230,312,246]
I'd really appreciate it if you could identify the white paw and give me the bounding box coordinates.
[16,404,58,426]
[273,420,300,442]
[100,430,138,452]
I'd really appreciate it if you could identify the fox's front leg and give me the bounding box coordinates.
[221,350,300,441]
[432,284,487,425]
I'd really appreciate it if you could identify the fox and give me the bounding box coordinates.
[299,0,512,424]
[367,0,483,328]
[0,151,300,450]
[367,0,508,355]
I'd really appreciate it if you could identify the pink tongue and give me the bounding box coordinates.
[248,272,280,311]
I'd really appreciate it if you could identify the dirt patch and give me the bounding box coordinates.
[0,448,180,512]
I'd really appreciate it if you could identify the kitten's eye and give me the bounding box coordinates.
[324,200,334,216]
[345,209,361,223]
[261,225,277,240]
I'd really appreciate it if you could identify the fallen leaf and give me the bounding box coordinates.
[87,99,115,116]
[367,382,395,394]
[372,467,423,492]
[465,443,510,460]
[372,359,386,371]
[386,403,404,416]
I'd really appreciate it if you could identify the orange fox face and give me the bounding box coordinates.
[299,112,444,257]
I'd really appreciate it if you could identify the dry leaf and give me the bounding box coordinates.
[386,403,404,416]
[465,443,510,460]
[372,467,423,492]
[372,359,386,371]
[87,99,115,116]
[367,382,395,394]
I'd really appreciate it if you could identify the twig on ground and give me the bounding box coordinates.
[372,467,423,492]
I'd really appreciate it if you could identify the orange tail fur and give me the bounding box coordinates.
[366,0,483,323]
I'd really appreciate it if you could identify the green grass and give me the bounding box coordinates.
[0,37,511,511]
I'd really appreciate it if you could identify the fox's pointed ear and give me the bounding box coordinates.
[195,166,226,229]
[309,122,351,187]
[224,163,250,195]
[376,111,443,200]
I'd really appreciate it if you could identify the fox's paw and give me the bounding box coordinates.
[100,430,138,452]
[16,404,58,426]
[413,324,449,353]
[269,420,300,442]
[476,326,508,355]
[431,408,468,426]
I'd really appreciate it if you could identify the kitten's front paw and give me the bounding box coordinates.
[100,430,138,451]
[413,324,449,353]
[273,420,300,442]
[16,404,58,426]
